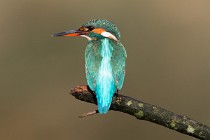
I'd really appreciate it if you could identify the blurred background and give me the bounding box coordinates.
[0,0,210,139]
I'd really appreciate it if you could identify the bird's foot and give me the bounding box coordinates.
[115,89,119,97]
[79,110,99,118]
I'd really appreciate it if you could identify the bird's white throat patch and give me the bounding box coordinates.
[80,31,118,41]
[80,35,92,41]
[101,31,118,41]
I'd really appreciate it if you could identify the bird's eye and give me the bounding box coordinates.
[86,26,94,31]
[79,27,85,31]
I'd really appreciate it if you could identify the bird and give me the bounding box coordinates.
[53,19,127,114]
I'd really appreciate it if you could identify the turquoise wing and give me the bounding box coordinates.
[111,42,127,90]
[85,41,102,91]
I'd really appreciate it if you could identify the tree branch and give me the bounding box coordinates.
[70,85,210,140]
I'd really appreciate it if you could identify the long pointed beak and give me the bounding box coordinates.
[52,29,84,37]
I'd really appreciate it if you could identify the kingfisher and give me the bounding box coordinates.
[53,19,127,114]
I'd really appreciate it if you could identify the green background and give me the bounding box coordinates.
[1,0,210,139]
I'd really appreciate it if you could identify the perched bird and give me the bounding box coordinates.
[53,19,127,114]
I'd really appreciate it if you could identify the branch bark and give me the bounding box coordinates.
[70,85,210,140]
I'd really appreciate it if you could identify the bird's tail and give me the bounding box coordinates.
[95,79,116,114]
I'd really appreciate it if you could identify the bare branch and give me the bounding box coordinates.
[70,85,210,140]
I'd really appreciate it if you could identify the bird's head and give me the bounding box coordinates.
[53,19,120,42]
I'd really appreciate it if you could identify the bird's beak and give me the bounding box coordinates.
[52,29,85,37]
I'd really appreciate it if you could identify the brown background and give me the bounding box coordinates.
[1,0,210,140]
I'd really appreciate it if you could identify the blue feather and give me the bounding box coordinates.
[85,38,126,114]
[95,39,116,114]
